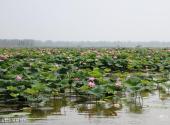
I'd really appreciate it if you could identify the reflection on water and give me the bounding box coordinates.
[1,91,170,125]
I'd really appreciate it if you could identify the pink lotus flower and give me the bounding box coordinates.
[73,77,80,81]
[88,77,95,81]
[16,75,22,81]
[0,55,7,61]
[88,81,96,88]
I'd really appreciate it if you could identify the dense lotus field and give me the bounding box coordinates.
[0,48,170,106]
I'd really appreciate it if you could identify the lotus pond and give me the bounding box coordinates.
[0,48,170,124]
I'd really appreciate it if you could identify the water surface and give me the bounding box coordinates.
[1,91,170,125]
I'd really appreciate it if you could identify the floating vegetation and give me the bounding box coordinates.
[0,48,169,107]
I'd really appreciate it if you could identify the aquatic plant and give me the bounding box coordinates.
[0,48,169,106]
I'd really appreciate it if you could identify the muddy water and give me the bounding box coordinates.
[1,91,170,125]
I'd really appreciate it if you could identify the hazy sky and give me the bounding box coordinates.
[0,0,170,41]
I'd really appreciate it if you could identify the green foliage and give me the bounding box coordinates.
[88,68,103,78]
[0,48,169,104]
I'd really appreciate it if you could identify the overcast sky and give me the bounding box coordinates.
[0,0,170,41]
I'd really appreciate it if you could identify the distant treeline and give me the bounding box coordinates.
[0,39,170,48]
[0,39,34,48]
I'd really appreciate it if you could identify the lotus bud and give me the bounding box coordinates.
[16,75,22,81]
